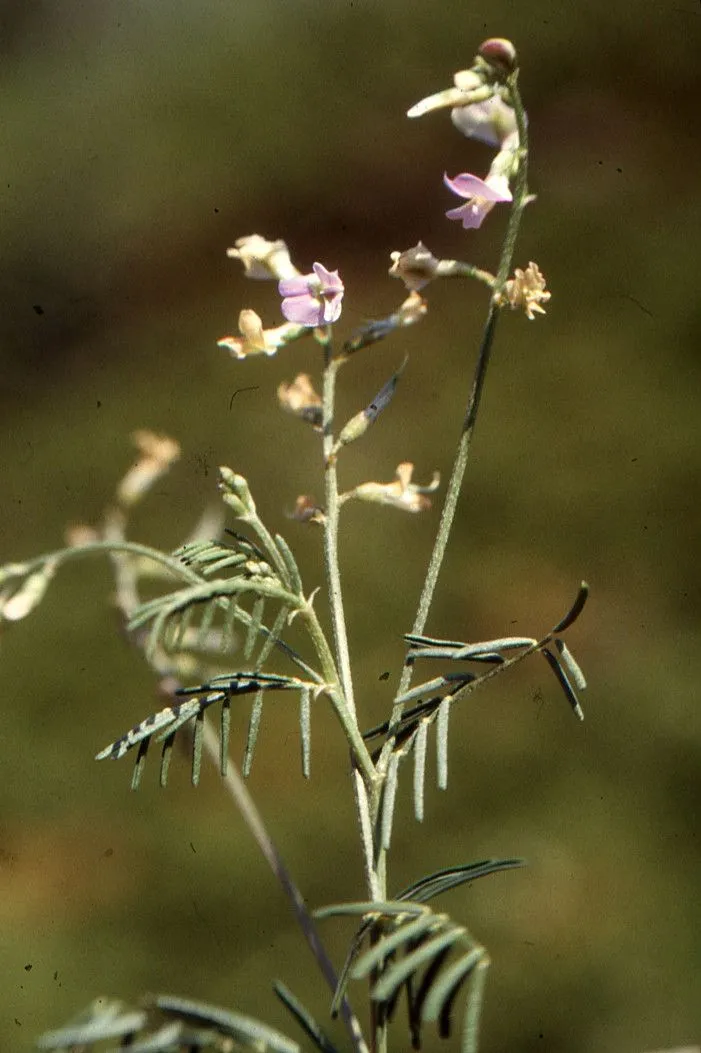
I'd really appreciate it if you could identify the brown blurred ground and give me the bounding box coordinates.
[1,2,700,1052]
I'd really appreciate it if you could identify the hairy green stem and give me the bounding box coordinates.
[201,721,370,1053]
[321,353,357,719]
[371,71,532,971]
[301,598,378,788]
[382,67,531,759]
[2,538,199,586]
[320,340,381,910]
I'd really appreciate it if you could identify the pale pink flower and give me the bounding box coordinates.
[450,94,519,149]
[279,262,344,326]
[443,172,512,230]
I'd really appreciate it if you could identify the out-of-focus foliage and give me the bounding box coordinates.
[1,3,699,1053]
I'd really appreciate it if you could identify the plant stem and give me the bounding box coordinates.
[2,538,199,585]
[321,352,357,720]
[301,597,378,788]
[201,721,370,1053]
[384,67,531,742]
[320,339,380,908]
[372,68,531,915]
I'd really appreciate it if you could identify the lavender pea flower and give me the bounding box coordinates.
[279,262,344,326]
[443,172,512,230]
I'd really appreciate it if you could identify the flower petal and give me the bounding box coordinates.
[281,295,325,326]
[450,96,519,147]
[443,171,512,202]
[278,275,312,298]
[445,202,491,230]
[278,262,344,327]
[312,262,344,295]
[322,293,343,324]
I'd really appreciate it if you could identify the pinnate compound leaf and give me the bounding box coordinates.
[315,900,489,1053]
[154,993,300,1053]
[369,927,467,1002]
[96,673,311,786]
[95,698,205,761]
[37,993,300,1053]
[36,999,147,1049]
[318,856,521,1027]
[368,584,591,833]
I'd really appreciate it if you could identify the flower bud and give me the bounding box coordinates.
[478,38,518,74]
[218,467,256,517]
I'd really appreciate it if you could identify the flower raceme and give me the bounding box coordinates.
[407,46,522,235]
[279,262,344,326]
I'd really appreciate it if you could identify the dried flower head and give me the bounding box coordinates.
[278,374,323,430]
[389,243,441,292]
[116,430,181,507]
[288,495,325,524]
[395,291,429,326]
[218,309,306,360]
[279,263,344,327]
[346,462,440,514]
[500,262,551,320]
[227,235,299,281]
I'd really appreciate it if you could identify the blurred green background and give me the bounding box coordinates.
[1,1,700,1051]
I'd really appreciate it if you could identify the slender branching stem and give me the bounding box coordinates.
[381,68,531,760]
[320,336,381,910]
[371,71,531,925]
[301,597,377,787]
[3,538,199,586]
[435,582,587,711]
[437,260,495,286]
[321,350,357,719]
[201,721,370,1053]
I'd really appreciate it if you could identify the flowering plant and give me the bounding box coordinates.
[3,37,589,1053]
